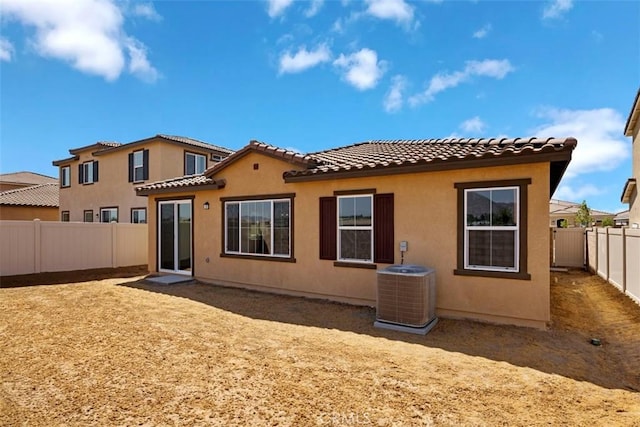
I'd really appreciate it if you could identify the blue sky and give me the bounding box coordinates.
[0,0,638,213]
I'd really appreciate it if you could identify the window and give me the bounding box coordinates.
[224,197,291,258]
[78,161,98,184]
[185,152,207,175]
[455,179,530,280]
[100,207,118,223]
[61,166,70,188]
[129,149,149,182]
[338,195,373,262]
[131,208,147,224]
[84,210,93,222]
[319,191,394,266]
[61,211,70,222]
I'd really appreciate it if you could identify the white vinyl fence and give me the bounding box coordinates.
[0,220,148,276]
[586,227,640,305]
[551,228,586,268]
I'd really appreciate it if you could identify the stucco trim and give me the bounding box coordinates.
[453,178,531,281]
[333,188,376,196]
[333,261,377,270]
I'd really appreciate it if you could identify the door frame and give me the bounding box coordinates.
[157,197,194,276]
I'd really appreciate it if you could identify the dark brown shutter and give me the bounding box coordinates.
[93,161,99,182]
[319,197,337,260]
[128,153,134,182]
[78,164,84,184]
[142,149,149,180]
[374,193,394,264]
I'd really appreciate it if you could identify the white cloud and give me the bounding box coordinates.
[1,0,159,82]
[305,0,324,17]
[543,0,573,20]
[472,24,492,39]
[384,75,407,113]
[553,183,605,202]
[131,2,162,21]
[126,37,159,83]
[267,0,294,18]
[460,116,486,133]
[409,59,514,106]
[364,0,415,27]
[333,48,386,90]
[531,107,629,179]
[0,38,15,62]
[279,44,331,74]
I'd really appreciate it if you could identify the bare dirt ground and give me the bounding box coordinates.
[1,268,639,426]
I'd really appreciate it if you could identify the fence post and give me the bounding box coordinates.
[34,219,41,274]
[605,227,611,281]
[622,227,627,293]
[111,222,118,268]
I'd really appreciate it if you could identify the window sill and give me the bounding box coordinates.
[220,253,296,263]
[333,261,377,270]
[454,269,531,281]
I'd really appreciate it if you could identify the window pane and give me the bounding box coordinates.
[273,201,290,255]
[491,189,516,226]
[226,204,239,252]
[195,155,206,174]
[466,190,491,226]
[186,154,195,175]
[340,230,372,261]
[468,230,515,269]
[133,151,143,167]
[241,201,271,255]
[339,196,371,226]
[160,204,175,270]
[134,167,144,182]
[84,163,93,183]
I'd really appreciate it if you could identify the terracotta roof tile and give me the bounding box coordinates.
[0,183,59,207]
[0,171,57,185]
[135,174,225,194]
[285,137,577,179]
[157,134,235,154]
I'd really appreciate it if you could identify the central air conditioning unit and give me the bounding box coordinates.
[374,265,438,335]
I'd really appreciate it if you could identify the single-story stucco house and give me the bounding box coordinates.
[137,137,576,329]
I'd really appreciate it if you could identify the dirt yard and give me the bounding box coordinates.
[1,268,639,426]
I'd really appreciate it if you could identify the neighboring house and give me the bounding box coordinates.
[614,210,630,227]
[0,183,59,221]
[0,171,57,192]
[52,134,233,223]
[622,88,639,228]
[137,137,576,329]
[549,199,614,227]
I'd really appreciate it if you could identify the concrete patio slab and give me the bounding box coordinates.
[145,275,194,285]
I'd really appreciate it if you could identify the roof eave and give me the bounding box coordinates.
[621,178,637,203]
[94,135,233,157]
[624,89,640,137]
[52,156,79,166]
[136,180,226,196]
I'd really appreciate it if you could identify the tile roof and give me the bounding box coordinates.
[204,140,311,177]
[157,134,235,155]
[135,174,226,195]
[284,137,577,180]
[69,141,122,154]
[0,183,59,207]
[549,199,613,217]
[0,171,57,185]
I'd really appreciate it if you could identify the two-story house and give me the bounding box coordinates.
[622,89,639,228]
[52,134,233,223]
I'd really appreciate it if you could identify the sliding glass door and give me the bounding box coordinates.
[158,200,192,275]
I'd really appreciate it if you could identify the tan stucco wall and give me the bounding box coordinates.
[0,205,59,221]
[147,152,552,328]
[58,139,217,222]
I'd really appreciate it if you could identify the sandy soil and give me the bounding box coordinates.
[1,268,639,426]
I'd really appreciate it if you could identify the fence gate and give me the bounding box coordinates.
[552,228,586,268]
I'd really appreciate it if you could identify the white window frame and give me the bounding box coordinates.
[131,208,147,224]
[224,198,291,258]
[133,150,144,182]
[100,207,118,223]
[61,166,70,187]
[83,161,94,184]
[337,195,374,263]
[186,152,207,175]
[463,186,519,272]
[61,211,70,222]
